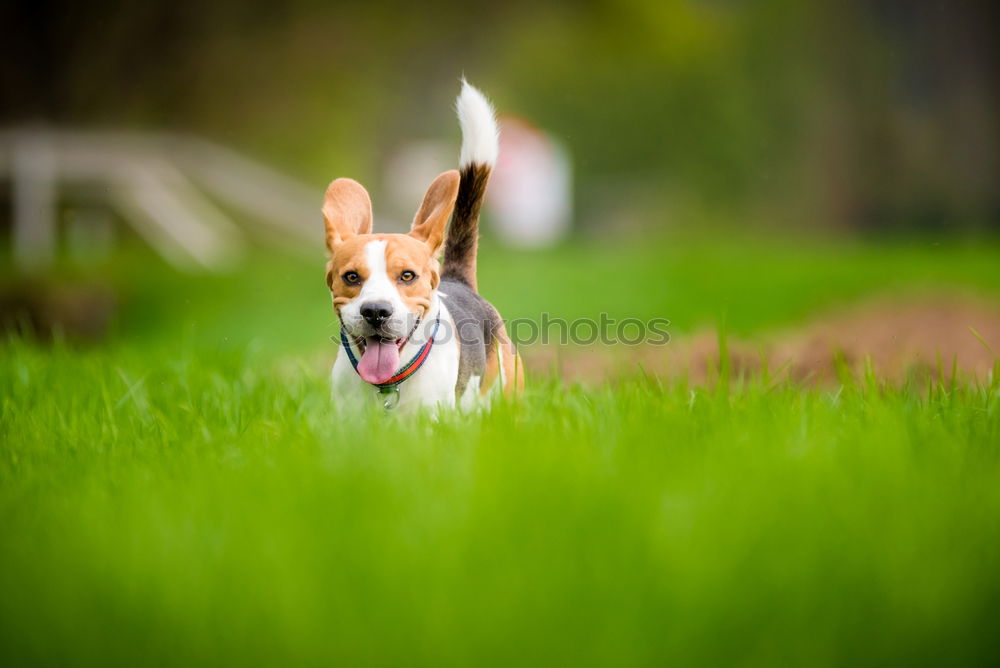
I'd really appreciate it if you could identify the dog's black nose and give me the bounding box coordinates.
[360,301,393,326]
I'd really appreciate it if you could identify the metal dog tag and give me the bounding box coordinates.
[380,386,401,410]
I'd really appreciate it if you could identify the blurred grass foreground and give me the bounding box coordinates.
[2,0,1000,665]
[3,340,999,666]
[2,239,1000,666]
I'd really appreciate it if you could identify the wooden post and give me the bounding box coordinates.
[12,132,57,272]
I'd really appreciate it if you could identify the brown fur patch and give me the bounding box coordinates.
[327,234,441,317]
[480,325,524,396]
[503,349,525,396]
[481,340,501,396]
[410,171,460,257]
[323,179,373,252]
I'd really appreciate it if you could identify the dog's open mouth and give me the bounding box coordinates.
[355,337,406,384]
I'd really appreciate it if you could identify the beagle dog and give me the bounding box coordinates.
[324,80,523,412]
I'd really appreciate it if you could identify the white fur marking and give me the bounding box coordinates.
[363,240,389,283]
[460,374,483,411]
[338,240,414,340]
[497,343,506,390]
[457,79,499,167]
[360,240,412,335]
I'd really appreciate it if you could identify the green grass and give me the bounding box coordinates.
[20,234,1000,355]
[2,236,1000,665]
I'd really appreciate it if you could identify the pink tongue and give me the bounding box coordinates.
[357,338,400,384]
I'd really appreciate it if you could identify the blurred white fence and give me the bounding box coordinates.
[0,129,320,272]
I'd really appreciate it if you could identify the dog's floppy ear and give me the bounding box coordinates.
[323,178,373,251]
[409,170,460,256]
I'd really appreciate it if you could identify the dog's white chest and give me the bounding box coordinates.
[330,301,460,414]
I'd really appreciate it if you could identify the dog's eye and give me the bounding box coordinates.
[400,270,417,283]
[342,271,361,285]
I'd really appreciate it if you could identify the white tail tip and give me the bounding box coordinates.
[456,78,499,168]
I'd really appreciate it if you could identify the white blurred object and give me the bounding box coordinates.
[489,117,572,247]
[383,117,572,246]
[0,129,320,273]
[382,140,452,230]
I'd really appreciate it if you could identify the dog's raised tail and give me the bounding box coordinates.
[442,79,498,292]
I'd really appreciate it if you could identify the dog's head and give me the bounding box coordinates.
[324,171,459,384]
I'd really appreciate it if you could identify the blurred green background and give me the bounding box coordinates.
[3,0,998,238]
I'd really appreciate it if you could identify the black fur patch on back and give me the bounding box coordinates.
[442,163,490,290]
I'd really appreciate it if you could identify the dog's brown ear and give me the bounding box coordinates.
[409,170,460,256]
[323,178,373,251]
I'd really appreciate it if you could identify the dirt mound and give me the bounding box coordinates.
[525,294,1000,386]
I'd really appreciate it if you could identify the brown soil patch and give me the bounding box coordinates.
[524,294,1000,386]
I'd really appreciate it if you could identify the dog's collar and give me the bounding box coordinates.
[340,313,441,405]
